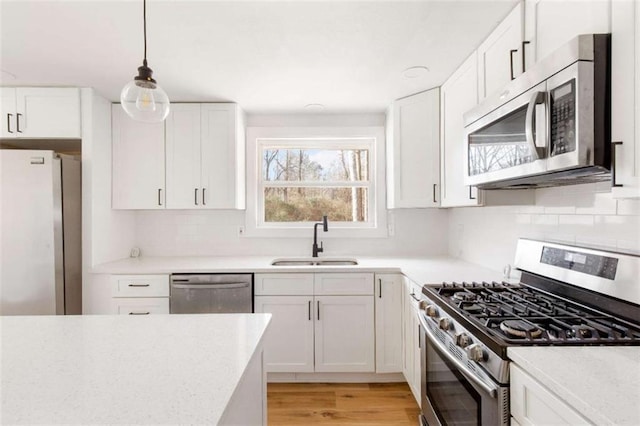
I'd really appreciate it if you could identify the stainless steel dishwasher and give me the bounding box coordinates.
[170,274,253,314]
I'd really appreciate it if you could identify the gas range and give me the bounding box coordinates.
[418,239,640,426]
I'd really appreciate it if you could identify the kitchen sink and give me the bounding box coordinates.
[271,257,358,266]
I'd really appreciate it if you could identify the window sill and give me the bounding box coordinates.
[243,225,389,239]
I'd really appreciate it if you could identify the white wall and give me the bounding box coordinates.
[81,89,136,313]
[448,182,640,272]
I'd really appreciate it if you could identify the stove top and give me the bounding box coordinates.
[425,281,640,345]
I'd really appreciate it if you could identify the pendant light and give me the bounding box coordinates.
[120,0,170,122]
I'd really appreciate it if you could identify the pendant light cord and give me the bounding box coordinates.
[143,0,147,65]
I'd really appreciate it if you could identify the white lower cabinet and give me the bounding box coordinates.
[254,273,375,374]
[109,274,170,315]
[253,295,315,373]
[402,276,422,405]
[510,364,590,425]
[374,273,403,373]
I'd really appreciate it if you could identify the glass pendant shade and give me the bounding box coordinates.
[120,66,170,123]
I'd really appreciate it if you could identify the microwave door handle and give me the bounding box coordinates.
[418,312,498,398]
[525,91,546,160]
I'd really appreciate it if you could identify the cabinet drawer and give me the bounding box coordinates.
[314,273,374,295]
[110,275,170,297]
[254,274,314,295]
[111,297,169,315]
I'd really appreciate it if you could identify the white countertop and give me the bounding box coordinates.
[1,314,271,425]
[508,346,640,425]
[91,255,506,286]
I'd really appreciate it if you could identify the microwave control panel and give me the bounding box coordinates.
[550,79,576,156]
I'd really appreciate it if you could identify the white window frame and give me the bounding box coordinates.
[245,126,387,238]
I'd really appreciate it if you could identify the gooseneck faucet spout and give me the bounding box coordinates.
[312,215,329,257]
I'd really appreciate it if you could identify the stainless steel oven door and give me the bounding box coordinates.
[418,313,509,426]
[464,81,548,187]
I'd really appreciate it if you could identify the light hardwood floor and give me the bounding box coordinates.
[267,382,421,425]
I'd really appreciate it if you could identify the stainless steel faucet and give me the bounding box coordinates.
[312,215,328,257]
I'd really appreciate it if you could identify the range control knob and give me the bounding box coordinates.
[424,305,439,318]
[438,317,452,331]
[418,300,428,311]
[455,333,472,348]
[466,343,486,362]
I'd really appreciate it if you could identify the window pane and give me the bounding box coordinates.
[264,187,368,222]
[262,149,369,182]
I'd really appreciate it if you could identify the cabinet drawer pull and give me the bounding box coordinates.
[128,311,150,315]
[410,293,421,302]
[612,141,623,187]
[521,40,530,73]
[509,49,517,80]
[378,279,382,298]
[317,300,320,320]
[469,186,476,200]
[308,300,311,321]
[432,184,437,203]
[16,113,22,133]
[202,188,206,205]
[158,188,162,206]
[195,188,199,205]
[128,283,150,287]
[7,113,13,133]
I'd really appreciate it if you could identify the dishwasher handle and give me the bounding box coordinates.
[172,282,250,290]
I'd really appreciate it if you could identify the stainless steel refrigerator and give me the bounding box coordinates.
[0,149,81,315]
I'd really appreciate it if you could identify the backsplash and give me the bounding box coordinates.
[449,182,640,272]
[134,208,449,257]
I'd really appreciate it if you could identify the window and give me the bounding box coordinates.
[246,127,387,237]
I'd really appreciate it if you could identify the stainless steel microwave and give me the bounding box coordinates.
[463,34,611,189]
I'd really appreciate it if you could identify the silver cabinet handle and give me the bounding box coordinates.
[128,283,150,287]
[16,113,22,133]
[6,113,13,133]
[128,311,150,315]
[202,188,206,205]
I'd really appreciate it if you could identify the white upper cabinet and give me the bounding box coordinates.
[477,3,524,100]
[611,0,640,199]
[165,104,202,209]
[440,52,482,208]
[112,102,246,209]
[524,0,611,69]
[386,87,440,208]
[112,105,166,210]
[0,87,81,138]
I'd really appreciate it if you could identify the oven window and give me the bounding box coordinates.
[427,339,481,425]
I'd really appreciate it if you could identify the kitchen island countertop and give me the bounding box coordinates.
[508,346,640,425]
[1,313,271,424]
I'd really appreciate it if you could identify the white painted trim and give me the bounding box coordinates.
[245,126,388,238]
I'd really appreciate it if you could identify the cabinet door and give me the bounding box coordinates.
[387,88,440,208]
[525,0,611,67]
[15,88,81,138]
[314,295,375,373]
[375,274,403,373]
[477,3,523,100]
[0,88,16,137]
[112,105,166,209]
[402,279,415,387]
[440,52,482,207]
[165,104,202,209]
[612,0,640,198]
[200,104,244,209]
[254,295,315,373]
[511,364,590,425]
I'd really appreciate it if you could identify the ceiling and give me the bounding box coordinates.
[0,0,517,114]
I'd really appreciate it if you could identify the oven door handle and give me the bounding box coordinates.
[171,282,249,290]
[525,91,547,160]
[418,313,498,398]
